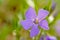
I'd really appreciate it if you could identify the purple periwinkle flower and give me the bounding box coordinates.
[46,35,57,40]
[40,35,57,40]
[51,0,56,10]
[21,7,49,37]
[55,20,60,36]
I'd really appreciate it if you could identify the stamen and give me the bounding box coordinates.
[33,18,39,24]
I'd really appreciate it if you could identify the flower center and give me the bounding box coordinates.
[34,18,39,24]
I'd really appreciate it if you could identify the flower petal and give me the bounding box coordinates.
[30,24,39,37]
[21,19,33,30]
[38,9,49,20]
[39,20,49,30]
[26,7,36,19]
[51,0,56,10]
[46,36,57,40]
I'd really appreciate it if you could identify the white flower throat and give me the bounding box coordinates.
[33,18,39,24]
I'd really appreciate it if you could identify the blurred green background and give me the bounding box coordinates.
[0,0,60,40]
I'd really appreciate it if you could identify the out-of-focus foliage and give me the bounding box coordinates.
[0,0,60,40]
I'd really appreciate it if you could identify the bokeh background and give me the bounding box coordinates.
[0,0,60,40]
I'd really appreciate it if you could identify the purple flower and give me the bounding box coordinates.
[46,35,57,40]
[21,7,49,37]
[55,20,60,36]
[40,35,57,40]
[51,0,56,10]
